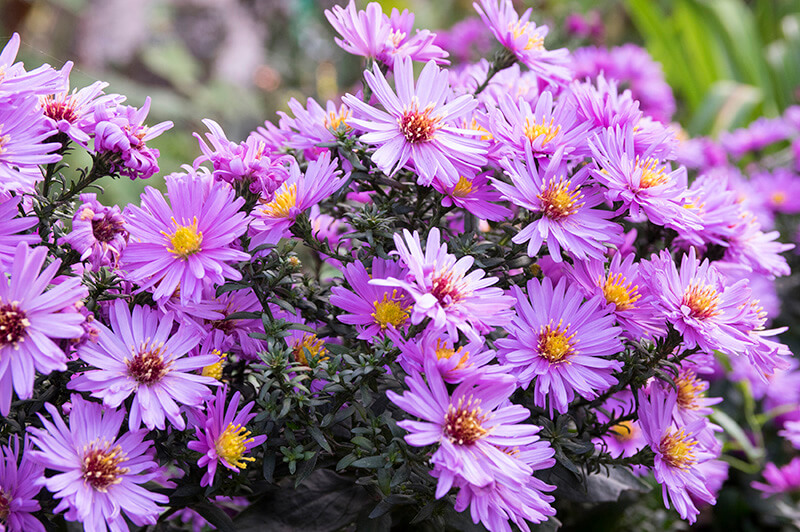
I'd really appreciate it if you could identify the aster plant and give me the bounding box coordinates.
[2,2,800,531]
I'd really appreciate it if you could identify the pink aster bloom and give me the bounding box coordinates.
[342,57,487,187]
[0,194,38,271]
[201,288,268,361]
[0,96,61,193]
[93,96,173,179]
[388,360,548,495]
[249,151,345,247]
[27,395,168,532]
[494,144,622,262]
[278,97,354,159]
[121,172,251,306]
[188,385,267,487]
[330,257,412,342]
[63,192,128,271]
[0,242,87,415]
[396,329,497,383]
[637,385,716,524]
[568,75,643,132]
[0,33,65,100]
[0,435,45,532]
[371,227,514,340]
[496,277,623,415]
[432,172,512,222]
[752,458,800,497]
[589,125,702,232]
[722,211,793,278]
[69,300,219,431]
[592,390,646,459]
[473,0,571,86]
[40,80,122,147]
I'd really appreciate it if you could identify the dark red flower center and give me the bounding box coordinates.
[0,301,29,348]
[82,442,128,492]
[0,490,10,521]
[42,95,79,123]
[91,216,125,243]
[399,103,440,143]
[126,345,171,385]
[430,271,464,308]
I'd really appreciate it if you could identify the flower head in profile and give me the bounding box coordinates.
[637,384,716,524]
[473,0,571,86]
[64,193,128,271]
[93,96,173,180]
[0,435,45,532]
[343,57,487,187]
[121,171,251,305]
[494,144,622,262]
[27,395,168,532]
[497,277,623,415]
[396,329,497,383]
[70,300,219,431]
[249,151,346,247]
[372,227,514,340]
[0,242,87,415]
[330,257,412,342]
[188,385,267,487]
[278,97,354,160]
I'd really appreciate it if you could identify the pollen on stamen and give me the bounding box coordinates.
[430,270,467,308]
[600,272,641,311]
[444,396,489,445]
[452,176,474,198]
[523,116,561,146]
[162,217,203,259]
[371,291,410,330]
[537,319,577,364]
[538,176,583,221]
[681,282,721,320]
[261,184,298,219]
[636,157,670,189]
[398,101,441,144]
[659,428,698,470]
[674,370,705,411]
[215,423,257,469]
[291,334,329,366]
[434,339,471,370]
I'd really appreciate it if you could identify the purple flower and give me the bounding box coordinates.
[0,33,66,100]
[202,288,268,361]
[27,395,168,532]
[433,17,494,63]
[0,194,38,271]
[720,116,793,160]
[371,227,514,340]
[63,193,128,271]
[188,385,267,487]
[93,96,173,179]
[493,144,622,262]
[249,151,345,247]
[568,75,642,132]
[121,172,251,306]
[330,257,412,342]
[0,242,86,415]
[723,211,793,278]
[473,0,571,86]
[496,277,623,415]
[0,435,45,532]
[637,385,716,524]
[0,96,62,193]
[69,300,219,430]
[592,390,646,459]
[278,97,353,160]
[432,172,513,222]
[342,57,487,187]
[752,458,800,497]
[40,80,122,147]
[396,329,497,383]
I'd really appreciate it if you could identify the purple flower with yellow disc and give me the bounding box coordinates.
[431,172,512,222]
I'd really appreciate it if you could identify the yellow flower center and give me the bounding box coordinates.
[371,291,410,330]
[202,350,227,380]
[601,272,641,311]
[524,116,561,146]
[681,282,721,320]
[435,339,470,370]
[537,320,577,363]
[82,440,129,492]
[216,423,257,469]
[538,176,583,221]
[163,217,203,259]
[659,428,697,470]
[444,396,489,445]
[611,420,638,442]
[291,334,329,366]
[452,176,474,198]
[508,21,545,50]
[675,370,705,410]
[636,157,670,189]
[771,191,786,205]
[261,184,298,219]
[325,107,351,132]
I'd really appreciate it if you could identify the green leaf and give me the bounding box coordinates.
[308,425,333,453]
[712,409,764,462]
[350,456,386,469]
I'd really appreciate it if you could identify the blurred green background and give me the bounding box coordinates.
[3,0,799,206]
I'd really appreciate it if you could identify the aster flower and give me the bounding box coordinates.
[371,227,514,340]
[40,80,122,147]
[0,435,45,532]
[473,0,571,86]
[489,92,591,159]
[63,193,128,271]
[432,172,512,222]
[496,277,623,415]
[637,385,716,524]
[69,300,219,431]
[388,360,546,494]
[342,57,487,187]
[202,288,268,361]
[722,211,793,278]
[278,97,353,159]
[188,385,267,487]
[0,242,86,415]
[0,194,38,271]
[330,257,412,342]
[752,458,800,497]
[396,329,497,383]
[93,96,173,180]
[433,17,494,63]
[121,172,251,306]
[749,168,800,215]
[720,116,793,160]
[0,33,65,100]
[589,126,701,233]
[592,390,646,459]
[249,151,345,247]
[493,144,622,262]
[27,395,168,532]
[568,75,643,132]
[0,96,62,193]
